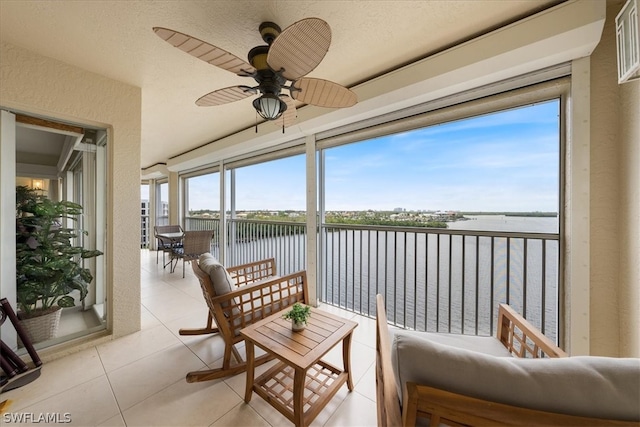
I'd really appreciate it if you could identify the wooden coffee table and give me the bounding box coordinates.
[240,306,358,426]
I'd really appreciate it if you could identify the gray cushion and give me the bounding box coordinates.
[198,253,234,297]
[391,330,513,357]
[391,331,640,421]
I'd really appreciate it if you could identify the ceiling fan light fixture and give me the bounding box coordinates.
[253,94,287,120]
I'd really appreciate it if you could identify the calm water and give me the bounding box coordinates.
[448,215,557,233]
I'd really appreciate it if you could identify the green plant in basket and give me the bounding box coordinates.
[16,185,103,318]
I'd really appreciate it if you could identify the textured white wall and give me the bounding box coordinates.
[0,41,142,353]
[589,1,640,357]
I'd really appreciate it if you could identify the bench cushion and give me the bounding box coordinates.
[391,331,640,421]
[198,253,234,297]
[392,329,513,357]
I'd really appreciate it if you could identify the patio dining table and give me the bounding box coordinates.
[157,230,184,270]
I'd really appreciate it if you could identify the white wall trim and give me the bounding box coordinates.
[0,110,17,349]
[566,57,591,355]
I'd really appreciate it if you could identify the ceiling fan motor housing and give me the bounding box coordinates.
[259,22,281,44]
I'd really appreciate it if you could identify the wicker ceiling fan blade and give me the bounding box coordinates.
[267,18,331,81]
[291,78,357,108]
[196,86,256,106]
[273,95,298,128]
[154,27,256,76]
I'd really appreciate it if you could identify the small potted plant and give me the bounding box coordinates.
[283,302,311,331]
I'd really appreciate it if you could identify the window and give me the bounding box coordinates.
[155,180,168,226]
[183,171,220,230]
[318,82,565,342]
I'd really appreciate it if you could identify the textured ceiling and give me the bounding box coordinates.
[0,0,559,169]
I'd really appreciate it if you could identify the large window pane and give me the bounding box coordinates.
[324,100,560,233]
[234,155,306,213]
[184,172,219,231]
[156,181,168,226]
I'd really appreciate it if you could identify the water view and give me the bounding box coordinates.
[320,214,559,340]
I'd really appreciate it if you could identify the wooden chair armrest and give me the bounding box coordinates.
[376,294,403,427]
[404,383,636,427]
[497,303,567,358]
[226,258,277,287]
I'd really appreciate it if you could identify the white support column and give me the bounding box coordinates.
[219,160,227,264]
[228,166,237,265]
[0,110,17,349]
[149,180,157,249]
[566,57,591,355]
[95,144,106,312]
[169,171,180,225]
[305,135,318,306]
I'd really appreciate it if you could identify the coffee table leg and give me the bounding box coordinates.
[244,341,255,403]
[343,332,354,391]
[293,367,305,426]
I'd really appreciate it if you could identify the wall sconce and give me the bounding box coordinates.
[32,179,44,190]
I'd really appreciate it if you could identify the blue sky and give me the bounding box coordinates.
[149,100,560,212]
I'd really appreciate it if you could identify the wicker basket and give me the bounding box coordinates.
[18,307,62,347]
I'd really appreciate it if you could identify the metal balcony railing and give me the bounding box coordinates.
[320,224,559,341]
[148,216,560,342]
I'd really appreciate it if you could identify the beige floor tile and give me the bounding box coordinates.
[96,324,181,372]
[10,375,120,426]
[141,306,162,330]
[141,280,175,297]
[3,347,105,411]
[122,377,241,426]
[209,402,271,427]
[309,387,351,427]
[184,334,228,366]
[354,363,376,403]
[96,413,126,426]
[107,343,206,411]
[317,303,358,320]
[142,288,206,324]
[351,314,377,349]
[168,275,205,300]
[322,339,376,387]
[223,359,279,398]
[163,307,212,341]
[323,391,378,427]
[242,391,292,427]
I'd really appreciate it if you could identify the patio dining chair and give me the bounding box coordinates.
[154,224,183,267]
[170,230,214,277]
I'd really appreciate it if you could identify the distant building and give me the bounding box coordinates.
[141,199,150,248]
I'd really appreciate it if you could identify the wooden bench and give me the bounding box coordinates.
[376,294,639,426]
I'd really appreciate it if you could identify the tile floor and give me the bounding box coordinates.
[3,250,378,426]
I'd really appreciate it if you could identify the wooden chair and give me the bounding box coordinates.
[180,255,308,382]
[170,230,213,277]
[376,294,639,426]
[154,224,183,267]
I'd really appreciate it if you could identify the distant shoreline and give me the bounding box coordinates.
[461,212,557,218]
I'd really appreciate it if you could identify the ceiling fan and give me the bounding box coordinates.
[153,18,357,130]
